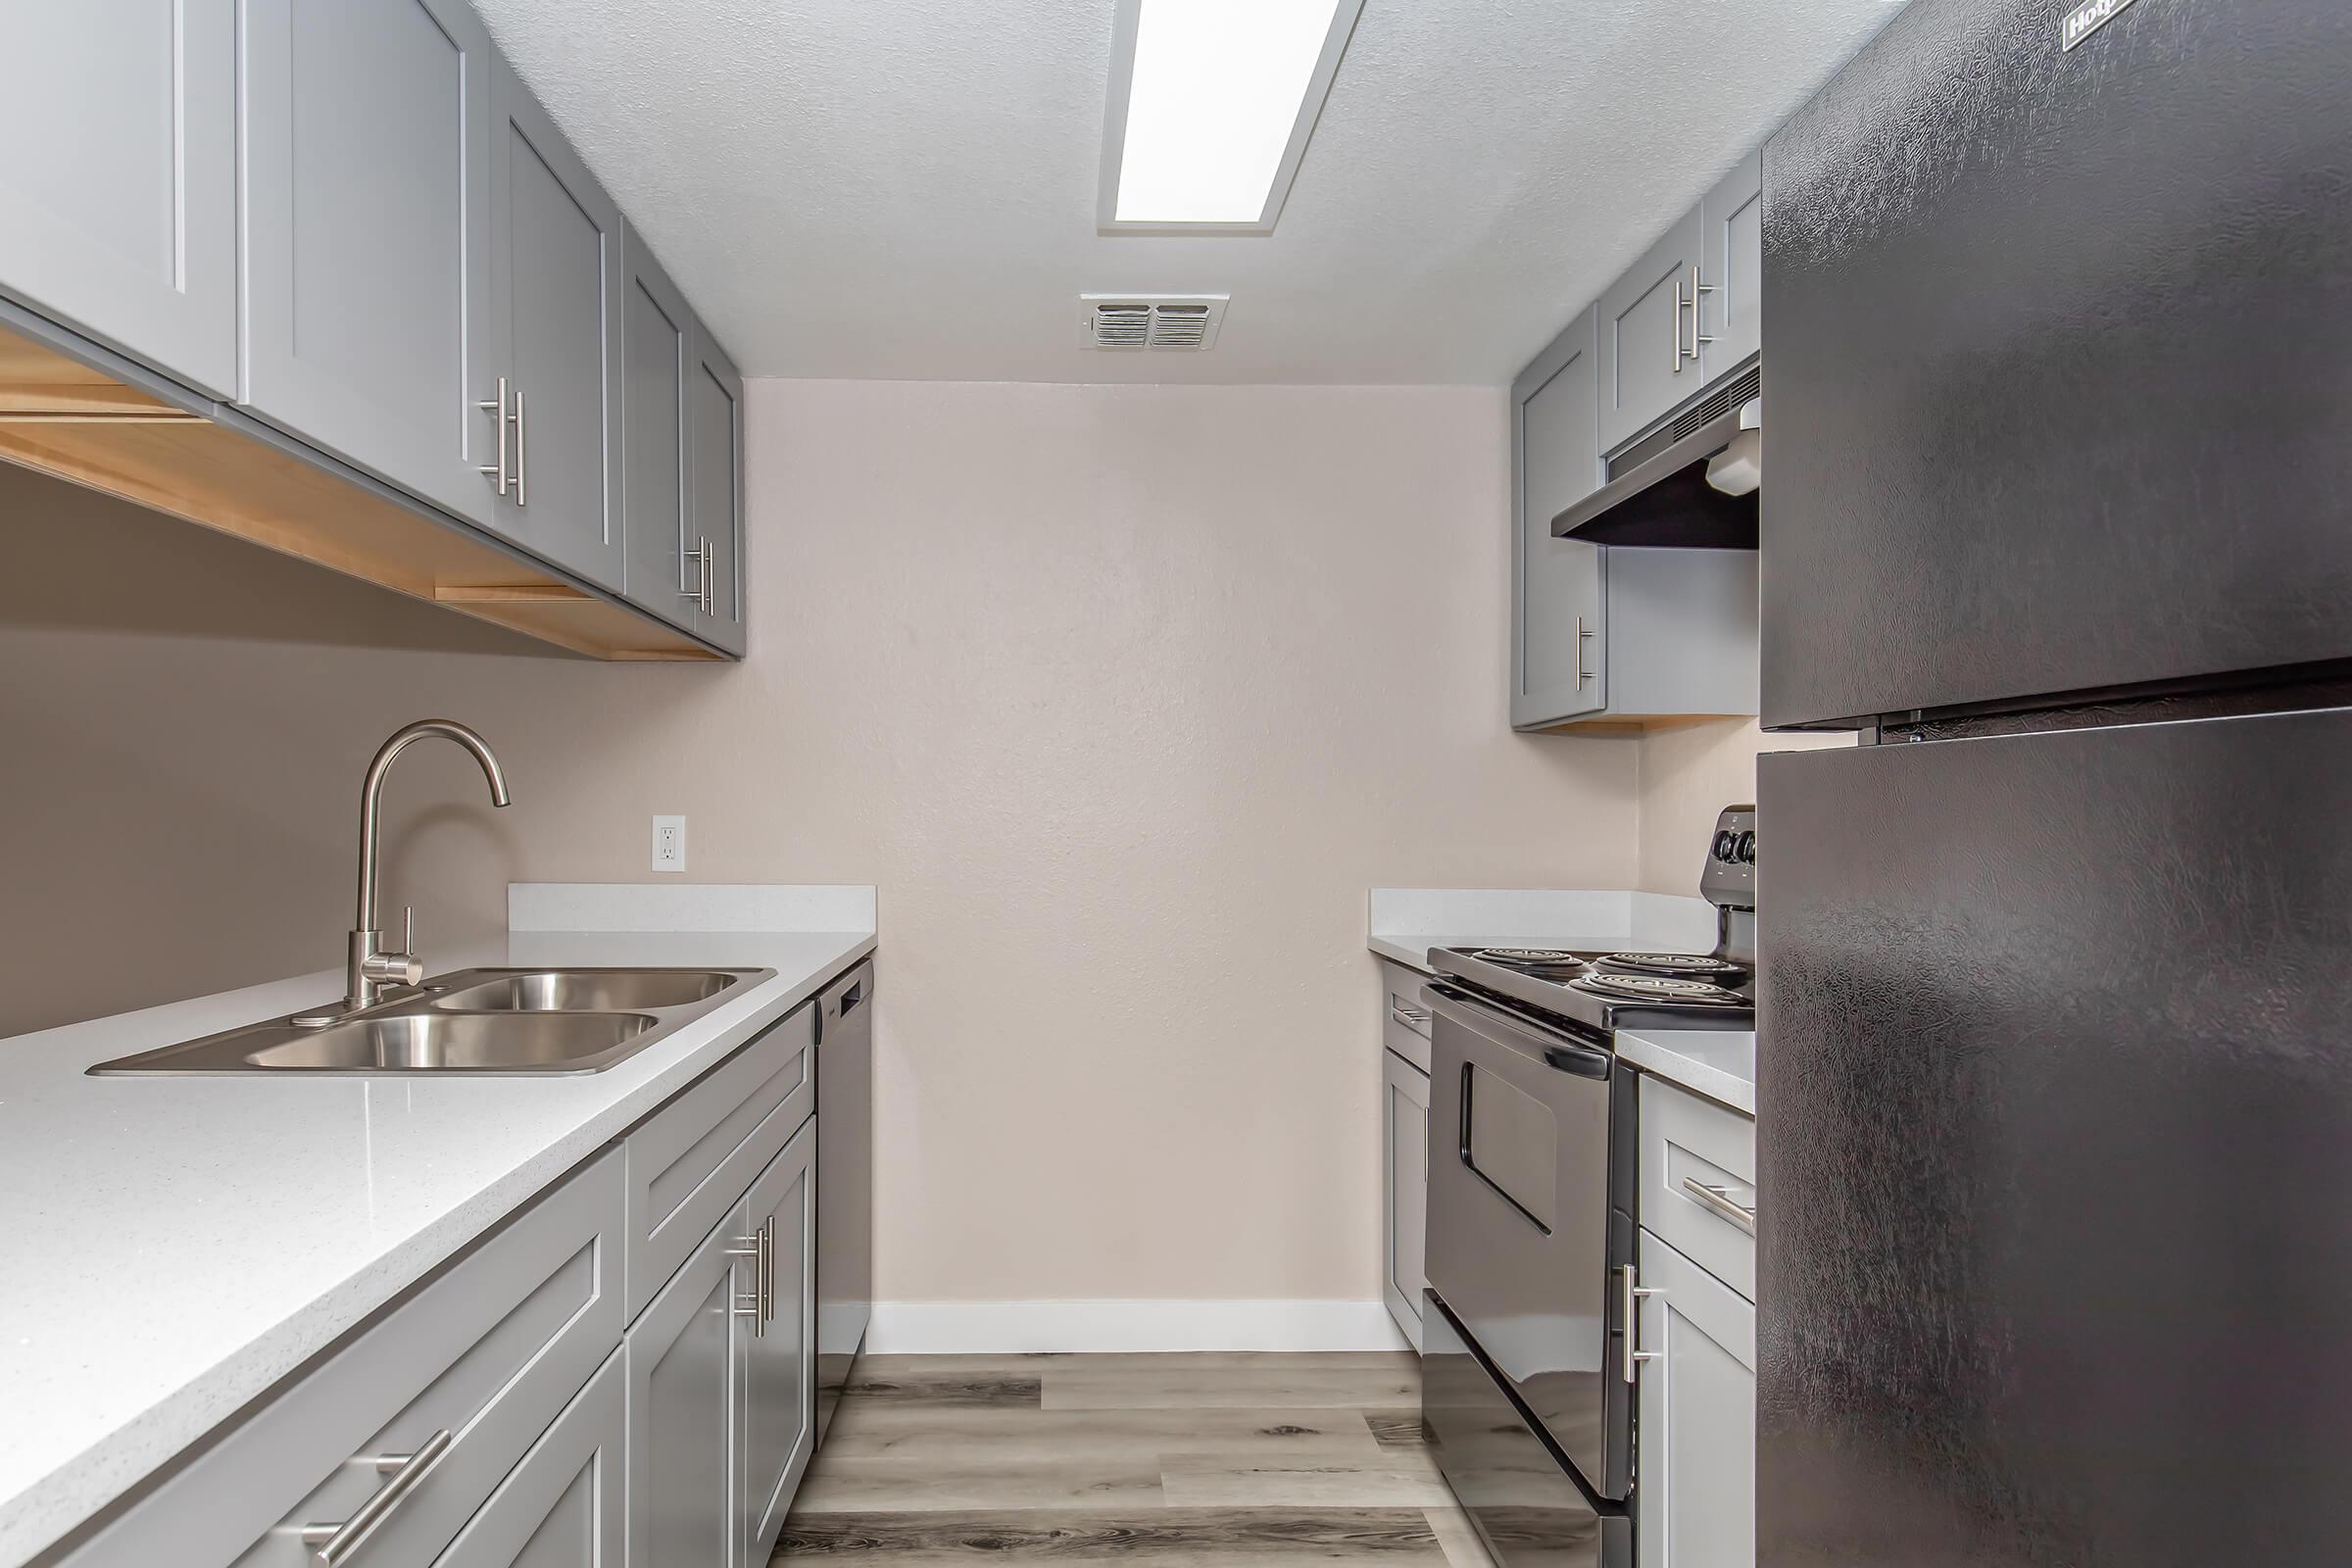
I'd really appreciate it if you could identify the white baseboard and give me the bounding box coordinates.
[866,1298,1412,1354]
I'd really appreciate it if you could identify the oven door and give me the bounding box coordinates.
[1425,982,1635,1500]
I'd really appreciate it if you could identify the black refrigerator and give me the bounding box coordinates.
[1756,0,2352,1564]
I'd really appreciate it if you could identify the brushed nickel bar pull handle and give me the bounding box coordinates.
[475,377,509,495]
[1681,1176,1756,1234]
[1390,1004,1432,1028]
[1688,264,1715,364]
[761,1214,777,1323]
[298,1428,454,1568]
[681,538,709,605]
[701,536,715,614]
[1620,1264,1659,1384]
[1576,616,1595,688]
[512,388,527,509]
[728,1236,765,1337]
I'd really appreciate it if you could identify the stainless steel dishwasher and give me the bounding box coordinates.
[813,959,874,1443]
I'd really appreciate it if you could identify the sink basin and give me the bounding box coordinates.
[244,1010,658,1070]
[88,965,775,1076]
[431,969,741,1012]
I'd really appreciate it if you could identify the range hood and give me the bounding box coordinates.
[1553,372,1761,550]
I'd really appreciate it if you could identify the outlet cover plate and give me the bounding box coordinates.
[651,815,686,873]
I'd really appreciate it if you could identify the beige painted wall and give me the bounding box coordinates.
[0,378,1644,1306]
[1634,717,1851,895]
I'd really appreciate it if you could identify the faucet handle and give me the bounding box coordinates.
[402,905,415,957]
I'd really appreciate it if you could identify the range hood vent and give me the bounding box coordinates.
[1554,365,1763,549]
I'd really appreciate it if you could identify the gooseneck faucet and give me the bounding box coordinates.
[347,719,513,1009]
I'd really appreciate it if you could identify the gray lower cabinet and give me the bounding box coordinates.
[239,0,503,530]
[621,232,698,628]
[685,322,749,656]
[741,1121,819,1559]
[623,1003,814,1318]
[57,1151,625,1568]
[1635,1230,1755,1568]
[628,1196,748,1568]
[1513,307,1606,727]
[1381,1046,1430,1350]
[0,0,237,396]
[484,52,626,590]
[628,1115,818,1568]
[433,1348,626,1568]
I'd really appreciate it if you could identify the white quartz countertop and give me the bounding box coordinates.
[1614,1027,1756,1117]
[0,917,873,1568]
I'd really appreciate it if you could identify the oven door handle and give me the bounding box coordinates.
[1425,982,1614,1078]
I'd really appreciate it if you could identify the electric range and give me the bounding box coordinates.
[1417,805,1757,1568]
[1428,805,1756,1039]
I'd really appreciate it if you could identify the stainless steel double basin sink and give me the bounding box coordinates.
[89,967,774,1076]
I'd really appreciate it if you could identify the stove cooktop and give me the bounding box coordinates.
[1433,945,1754,1036]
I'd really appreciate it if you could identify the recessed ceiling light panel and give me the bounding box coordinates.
[1099,0,1367,235]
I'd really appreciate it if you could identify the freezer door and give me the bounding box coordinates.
[1760,0,2352,728]
[1757,710,2352,1567]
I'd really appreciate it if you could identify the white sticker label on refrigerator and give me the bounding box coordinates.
[2062,0,2141,51]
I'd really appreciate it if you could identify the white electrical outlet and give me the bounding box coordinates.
[651,815,686,873]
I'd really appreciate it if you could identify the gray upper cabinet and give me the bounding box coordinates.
[1698,151,1762,377]
[622,231,697,629]
[239,0,503,529]
[0,1,237,396]
[1595,207,1705,456]
[1513,307,1606,728]
[686,320,749,656]
[486,55,625,591]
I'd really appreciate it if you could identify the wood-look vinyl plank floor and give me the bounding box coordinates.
[775,1506,1450,1564]
[779,1352,1493,1566]
[1040,1355,1419,1412]
[820,1404,1391,1464]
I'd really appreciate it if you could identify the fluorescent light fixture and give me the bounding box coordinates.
[1099,0,1367,234]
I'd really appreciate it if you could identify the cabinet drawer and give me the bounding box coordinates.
[1377,958,1433,1074]
[62,1151,624,1568]
[431,1346,624,1568]
[1639,1076,1755,1300]
[625,1001,815,1317]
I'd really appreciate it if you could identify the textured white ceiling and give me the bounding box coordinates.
[471,0,1900,384]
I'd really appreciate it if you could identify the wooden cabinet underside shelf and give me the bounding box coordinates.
[0,315,720,662]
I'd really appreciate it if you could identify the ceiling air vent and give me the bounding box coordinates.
[1080,294,1228,351]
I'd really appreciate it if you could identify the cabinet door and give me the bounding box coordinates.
[240,0,502,528]
[1636,1232,1755,1568]
[628,1209,748,1568]
[1595,207,1705,455]
[685,319,748,655]
[740,1118,818,1558]
[0,1,236,395]
[621,231,698,628]
[1513,307,1606,728]
[487,54,624,589]
[1382,1049,1430,1349]
[433,1350,624,1568]
[1698,151,1761,378]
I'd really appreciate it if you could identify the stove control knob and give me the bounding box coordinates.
[1712,830,1738,861]
[1735,831,1755,864]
